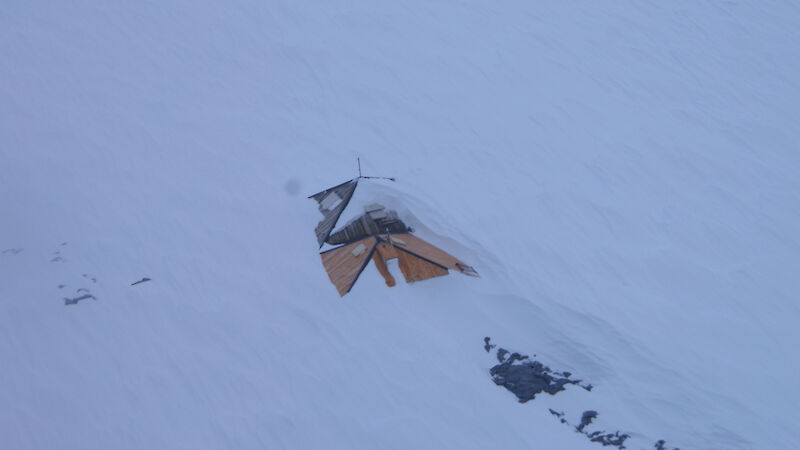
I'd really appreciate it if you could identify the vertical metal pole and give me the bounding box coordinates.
[357,157,362,178]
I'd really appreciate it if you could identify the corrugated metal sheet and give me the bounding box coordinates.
[309,179,358,247]
[327,205,408,245]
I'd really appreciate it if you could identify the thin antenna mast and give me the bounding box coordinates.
[356,157,396,182]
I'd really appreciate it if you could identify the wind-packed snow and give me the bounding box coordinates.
[2,1,799,448]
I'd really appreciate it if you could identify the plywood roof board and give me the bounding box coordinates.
[320,236,377,296]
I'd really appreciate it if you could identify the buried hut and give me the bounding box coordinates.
[310,177,478,296]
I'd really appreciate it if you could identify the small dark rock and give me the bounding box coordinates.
[590,431,629,448]
[64,294,96,306]
[577,410,598,432]
[509,352,528,362]
[131,277,151,286]
[654,439,678,450]
[496,348,509,363]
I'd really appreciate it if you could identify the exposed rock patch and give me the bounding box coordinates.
[485,337,678,450]
[490,348,583,402]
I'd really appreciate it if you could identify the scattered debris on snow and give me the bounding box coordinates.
[131,277,151,286]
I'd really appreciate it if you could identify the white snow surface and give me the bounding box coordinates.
[2,1,799,449]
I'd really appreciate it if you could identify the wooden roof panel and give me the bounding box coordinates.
[397,251,449,283]
[321,237,377,296]
[387,233,476,275]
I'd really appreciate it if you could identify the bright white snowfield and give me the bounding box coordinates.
[2,1,799,449]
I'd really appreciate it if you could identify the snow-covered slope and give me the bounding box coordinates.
[2,1,799,448]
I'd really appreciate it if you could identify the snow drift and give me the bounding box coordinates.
[2,1,799,448]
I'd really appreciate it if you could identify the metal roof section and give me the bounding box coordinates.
[309,178,358,247]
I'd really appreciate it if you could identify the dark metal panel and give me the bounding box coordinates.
[310,179,358,247]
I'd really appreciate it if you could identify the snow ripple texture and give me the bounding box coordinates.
[2,1,799,449]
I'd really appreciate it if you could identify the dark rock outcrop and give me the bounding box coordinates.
[490,347,581,402]
[484,337,677,450]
